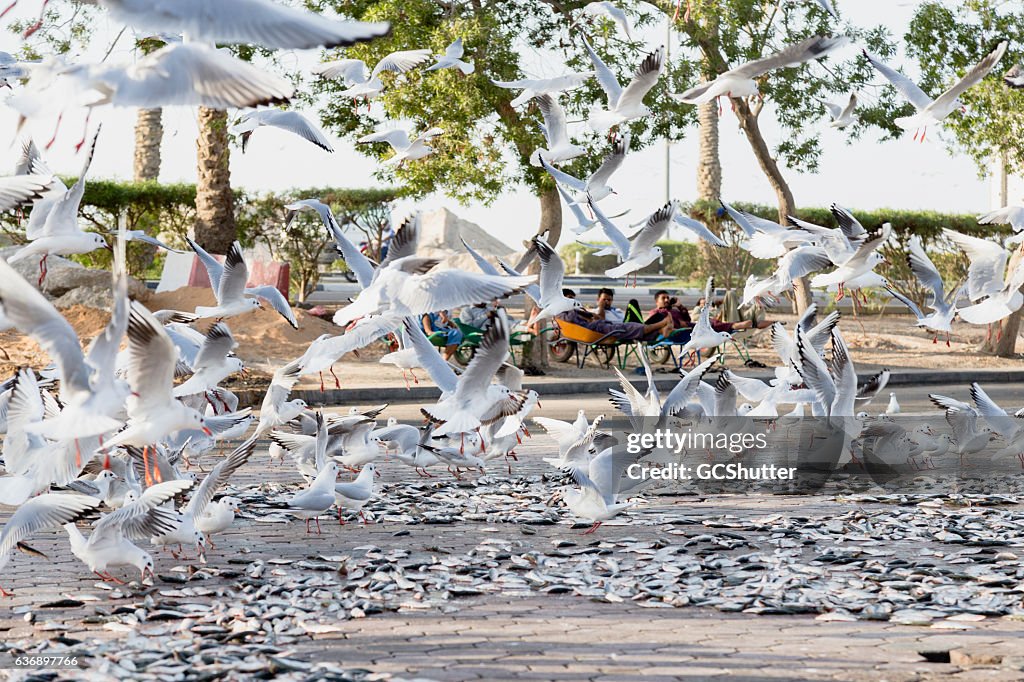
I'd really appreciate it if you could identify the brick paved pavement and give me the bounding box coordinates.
[1,429,1023,681]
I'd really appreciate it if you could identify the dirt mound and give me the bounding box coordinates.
[0,305,112,376]
[145,286,342,368]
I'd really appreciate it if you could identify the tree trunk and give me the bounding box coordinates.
[523,186,563,373]
[133,108,163,182]
[731,97,812,314]
[695,99,721,277]
[194,107,236,255]
[979,243,1024,356]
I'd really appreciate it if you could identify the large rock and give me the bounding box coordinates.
[418,208,521,272]
[1,246,150,307]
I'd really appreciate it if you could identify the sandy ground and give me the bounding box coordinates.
[0,290,1020,392]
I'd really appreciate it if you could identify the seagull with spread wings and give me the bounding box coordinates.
[187,238,298,328]
[583,37,664,132]
[863,41,1007,141]
[231,109,334,153]
[358,125,444,167]
[671,35,848,106]
[883,235,964,344]
[539,133,628,202]
[314,49,432,100]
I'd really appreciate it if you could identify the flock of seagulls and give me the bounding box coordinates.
[0,0,1022,590]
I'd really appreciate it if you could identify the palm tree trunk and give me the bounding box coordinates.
[133,108,163,182]
[194,107,236,255]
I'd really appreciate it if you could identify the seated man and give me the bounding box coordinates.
[647,290,692,329]
[460,301,493,330]
[558,306,673,342]
[422,310,464,361]
[591,287,625,324]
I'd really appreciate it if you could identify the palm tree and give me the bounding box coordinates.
[194,107,236,254]
[132,108,163,181]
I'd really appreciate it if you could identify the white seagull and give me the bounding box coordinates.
[9,131,109,286]
[863,42,1007,139]
[101,303,213,487]
[530,94,585,167]
[883,235,963,342]
[823,92,858,128]
[425,38,474,75]
[943,228,1024,325]
[358,126,444,167]
[528,237,585,325]
[581,2,633,41]
[334,463,376,524]
[66,479,194,584]
[583,38,664,132]
[314,49,432,100]
[0,493,102,595]
[678,278,732,358]
[494,71,594,108]
[172,323,243,398]
[672,35,849,105]
[538,133,628,201]
[598,201,677,283]
[977,205,1024,245]
[188,239,298,328]
[8,44,293,119]
[810,223,891,299]
[231,109,334,153]
[79,0,391,50]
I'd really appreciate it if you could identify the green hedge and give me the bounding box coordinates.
[0,180,402,294]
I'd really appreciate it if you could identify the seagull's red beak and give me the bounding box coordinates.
[202,427,213,436]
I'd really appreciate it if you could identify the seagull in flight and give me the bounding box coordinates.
[822,92,858,128]
[188,239,298,328]
[883,235,963,344]
[863,42,1007,141]
[75,0,391,50]
[425,38,475,75]
[538,133,628,202]
[530,94,585,167]
[672,35,849,106]
[583,37,664,132]
[493,71,594,108]
[358,126,444,167]
[314,50,432,100]
[231,109,334,153]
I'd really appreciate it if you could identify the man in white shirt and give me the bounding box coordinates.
[592,287,624,323]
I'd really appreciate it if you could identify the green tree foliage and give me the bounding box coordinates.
[904,1,1024,176]
[305,0,694,243]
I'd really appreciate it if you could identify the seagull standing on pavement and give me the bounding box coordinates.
[883,235,963,343]
[493,71,594,108]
